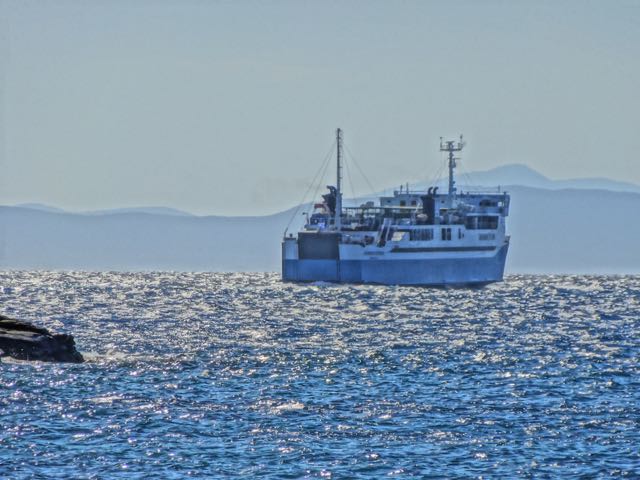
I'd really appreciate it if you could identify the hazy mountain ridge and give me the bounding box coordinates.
[419,164,640,194]
[2,185,640,274]
[85,206,195,217]
[15,204,195,217]
[3,165,640,273]
[0,206,298,272]
[13,164,640,218]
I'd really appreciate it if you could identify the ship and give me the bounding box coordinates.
[282,129,510,286]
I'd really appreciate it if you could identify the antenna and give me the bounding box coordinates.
[440,134,466,205]
[335,128,343,230]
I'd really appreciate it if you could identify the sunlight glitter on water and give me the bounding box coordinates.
[1,272,639,478]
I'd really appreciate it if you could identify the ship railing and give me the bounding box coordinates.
[396,187,505,194]
[456,186,506,194]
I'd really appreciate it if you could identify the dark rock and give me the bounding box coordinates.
[0,314,84,363]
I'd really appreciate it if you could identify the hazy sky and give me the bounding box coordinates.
[1,0,638,215]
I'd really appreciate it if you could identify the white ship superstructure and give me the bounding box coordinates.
[282,130,510,286]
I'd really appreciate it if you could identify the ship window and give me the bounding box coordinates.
[391,231,407,242]
[411,200,417,206]
[458,229,463,239]
[441,228,452,241]
[400,200,406,207]
[410,229,433,241]
[479,233,495,241]
[477,216,498,230]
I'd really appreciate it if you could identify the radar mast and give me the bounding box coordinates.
[440,135,465,206]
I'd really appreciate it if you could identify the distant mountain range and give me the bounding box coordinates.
[15,203,194,217]
[2,164,640,274]
[451,164,640,194]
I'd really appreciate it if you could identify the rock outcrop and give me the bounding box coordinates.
[0,314,84,363]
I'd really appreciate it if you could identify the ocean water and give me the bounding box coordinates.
[1,272,639,479]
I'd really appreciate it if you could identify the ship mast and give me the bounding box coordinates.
[335,128,343,230]
[440,135,465,207]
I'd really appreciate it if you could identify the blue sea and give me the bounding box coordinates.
[1,272,639,478]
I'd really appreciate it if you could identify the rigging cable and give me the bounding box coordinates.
[458,155,477,192]
[428,160,446,191]
[343,151,357,205]
[344,144,378,196]
[305,146,334,218]
[415,154,440,191]
[283,140,336,236]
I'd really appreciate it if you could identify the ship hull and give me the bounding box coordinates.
[282,243,509,286]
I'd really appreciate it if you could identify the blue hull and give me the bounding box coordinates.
[282,244,509,286]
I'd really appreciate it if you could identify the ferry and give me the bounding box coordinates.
[282,129,510,286]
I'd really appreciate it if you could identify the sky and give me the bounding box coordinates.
[0,0,638,216]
